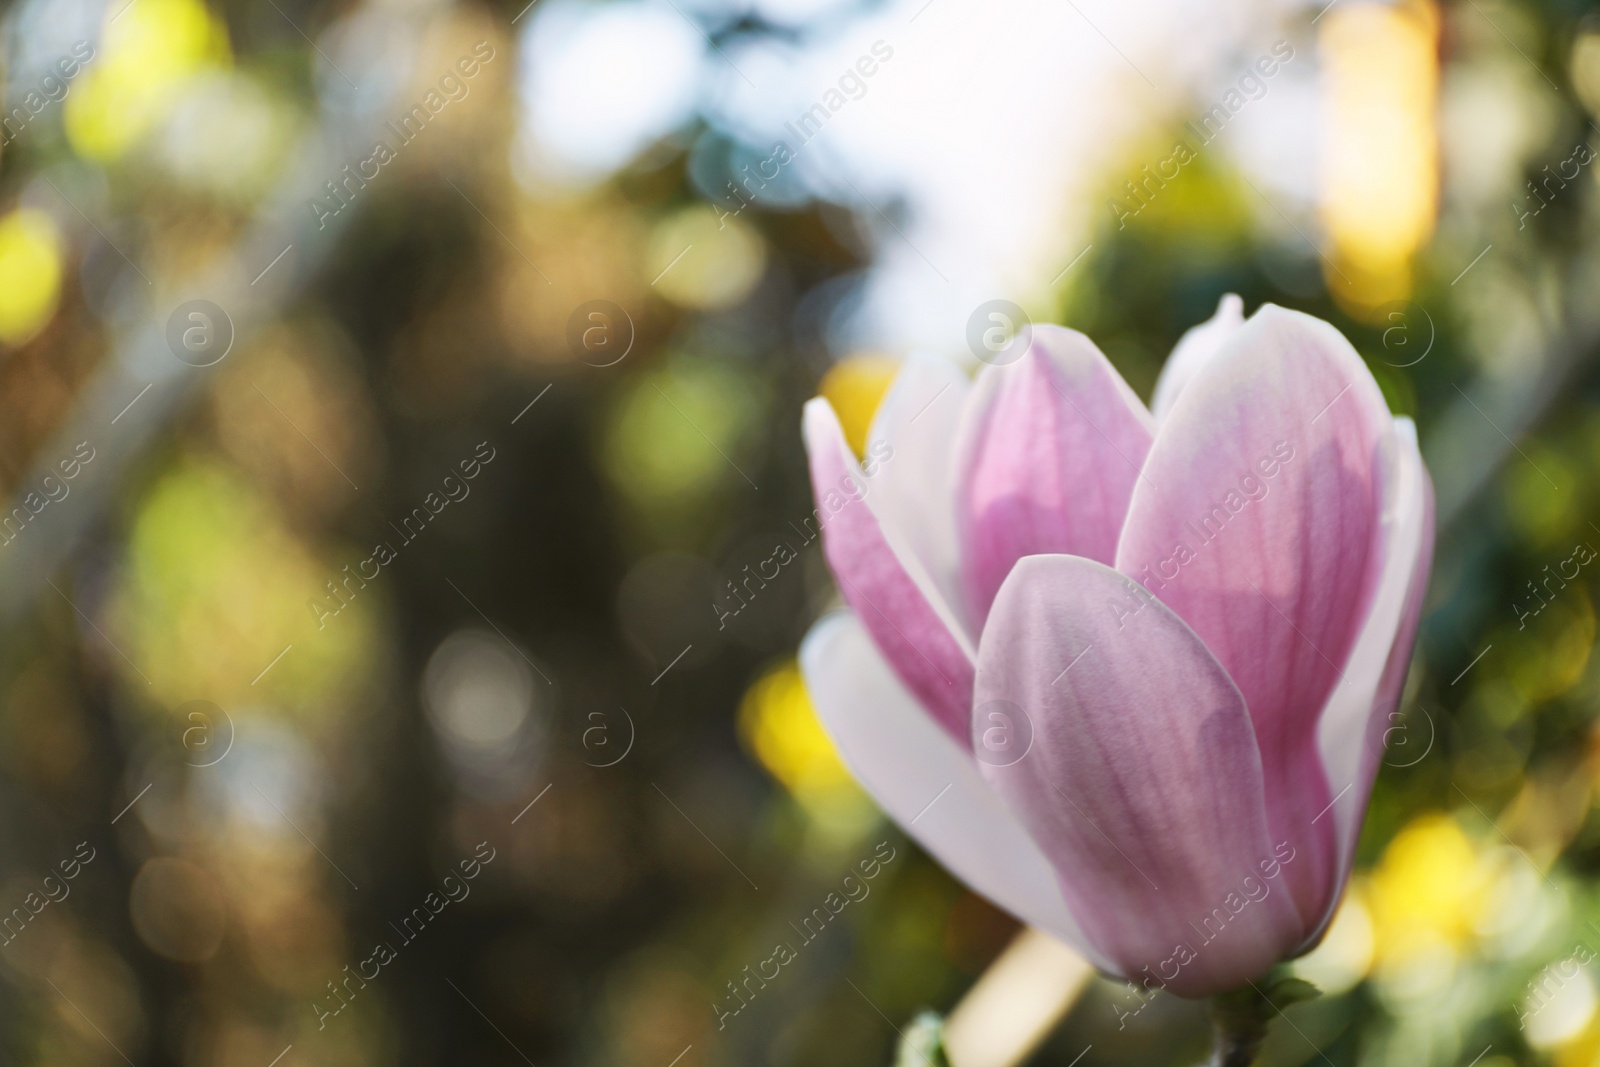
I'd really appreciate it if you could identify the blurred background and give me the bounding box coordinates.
[0,0,1591,1063]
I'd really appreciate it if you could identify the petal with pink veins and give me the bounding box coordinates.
[955,326,1155,624]
[804,398,975,745]
[1304,417,1434,945]
[975,555,1305,997]
[800,611,1104,966]
[1114,304,1394,930]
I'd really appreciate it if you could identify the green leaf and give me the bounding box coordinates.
[1264,975,1322,1009]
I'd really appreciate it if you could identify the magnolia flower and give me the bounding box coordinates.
[799,298,1434,999]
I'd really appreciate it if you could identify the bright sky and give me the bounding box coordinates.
[514,0,1322,357]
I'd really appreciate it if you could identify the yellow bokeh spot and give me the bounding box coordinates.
[0,210,61,345]
[107,457,377,724]
[65,0,231,162]
[1319,0,1439,316]
[737,659,873,838]
[645,205,767,310]
[1367,813,1489,966]
[738,661,852,797]
[819,354,900,458]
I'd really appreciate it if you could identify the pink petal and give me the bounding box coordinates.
[864,354,972,635]
[804,398,975,745]
[1306,418,1434,943]
[954,326,1155,624]
[800,611,1104,966]
[1114,304,1394,929]
[975,555,1305,997]
[1150,294,1246,422]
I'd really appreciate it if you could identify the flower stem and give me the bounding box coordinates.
[1204,972,1320,1065]
[1205,986,1274,1067]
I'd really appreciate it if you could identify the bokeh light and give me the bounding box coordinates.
[645,204,769,310]
[64,0,230,162]
[0,208,61,345]
[0,0,1592,1064]
[1319,0,1440,314]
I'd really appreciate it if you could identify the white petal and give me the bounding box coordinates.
[865,354,972,634]
[800,611,1104,967]
[1310,416,1431,934]
[1150,293,1245,422]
